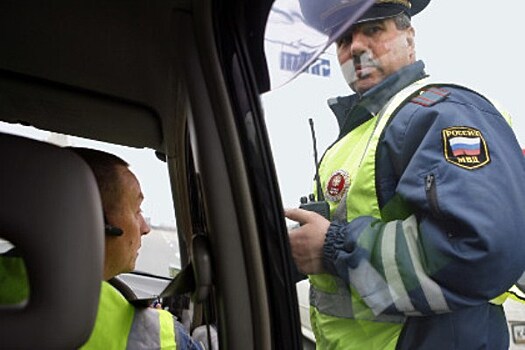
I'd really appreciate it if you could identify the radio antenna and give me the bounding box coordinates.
[308,118,324,201]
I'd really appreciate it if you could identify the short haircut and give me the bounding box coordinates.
[393,12,411,30]
[67,147,129,215]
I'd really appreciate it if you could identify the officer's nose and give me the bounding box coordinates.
[349,31,368,59]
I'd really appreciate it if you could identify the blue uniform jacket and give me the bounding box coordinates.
[322,61,525,349]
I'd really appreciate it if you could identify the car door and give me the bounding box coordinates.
[0,0,303,348]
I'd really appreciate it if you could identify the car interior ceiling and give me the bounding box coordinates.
[0,1,195,151]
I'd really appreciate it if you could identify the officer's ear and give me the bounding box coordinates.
[406,27,415,48]
[405,27,416,61]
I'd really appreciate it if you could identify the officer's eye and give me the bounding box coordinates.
[336,34,352,47]
[362,23,384,36]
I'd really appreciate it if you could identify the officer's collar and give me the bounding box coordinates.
[359,60,426,114]
[330,60,427,130]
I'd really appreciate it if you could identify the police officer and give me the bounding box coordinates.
[286,0,525,349]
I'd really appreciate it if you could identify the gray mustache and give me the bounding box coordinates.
[352,52,379,68]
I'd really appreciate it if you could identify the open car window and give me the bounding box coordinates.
[0,122,179,281]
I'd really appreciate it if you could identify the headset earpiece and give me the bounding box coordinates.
[105,224,123,236]
[104,215,123,236]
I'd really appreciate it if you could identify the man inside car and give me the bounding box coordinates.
[0,146,216,350]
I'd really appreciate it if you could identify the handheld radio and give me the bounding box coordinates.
[299,118,330,220]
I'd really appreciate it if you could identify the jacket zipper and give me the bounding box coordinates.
[425,174,444,219]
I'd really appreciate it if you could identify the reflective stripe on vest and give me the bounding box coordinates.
[81,281,177,349]
[509,285,525,303]
[491,285,525,305]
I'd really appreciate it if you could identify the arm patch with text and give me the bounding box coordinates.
[442,126,490,170]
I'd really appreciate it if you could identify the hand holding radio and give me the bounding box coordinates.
[285,117,331,275]
[299,194,330,220]
[298,118,330,220]
[285,207,330,275]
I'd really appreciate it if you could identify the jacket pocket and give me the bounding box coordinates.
[424,174,445,219]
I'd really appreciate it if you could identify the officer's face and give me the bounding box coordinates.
[104,166,150,279]
[336,18,415,94]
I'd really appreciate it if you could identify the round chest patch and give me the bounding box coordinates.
[325,169,350,202]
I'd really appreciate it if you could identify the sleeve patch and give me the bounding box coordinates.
[411,87,450,107]
[442,126,490,170]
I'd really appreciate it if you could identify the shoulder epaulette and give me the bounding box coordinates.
[411,86,450,107]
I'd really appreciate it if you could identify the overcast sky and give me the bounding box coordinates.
[262,0,525,209]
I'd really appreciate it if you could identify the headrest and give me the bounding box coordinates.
[0,132,104,348]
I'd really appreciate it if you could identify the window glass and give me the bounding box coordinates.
[264,0,374,89]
